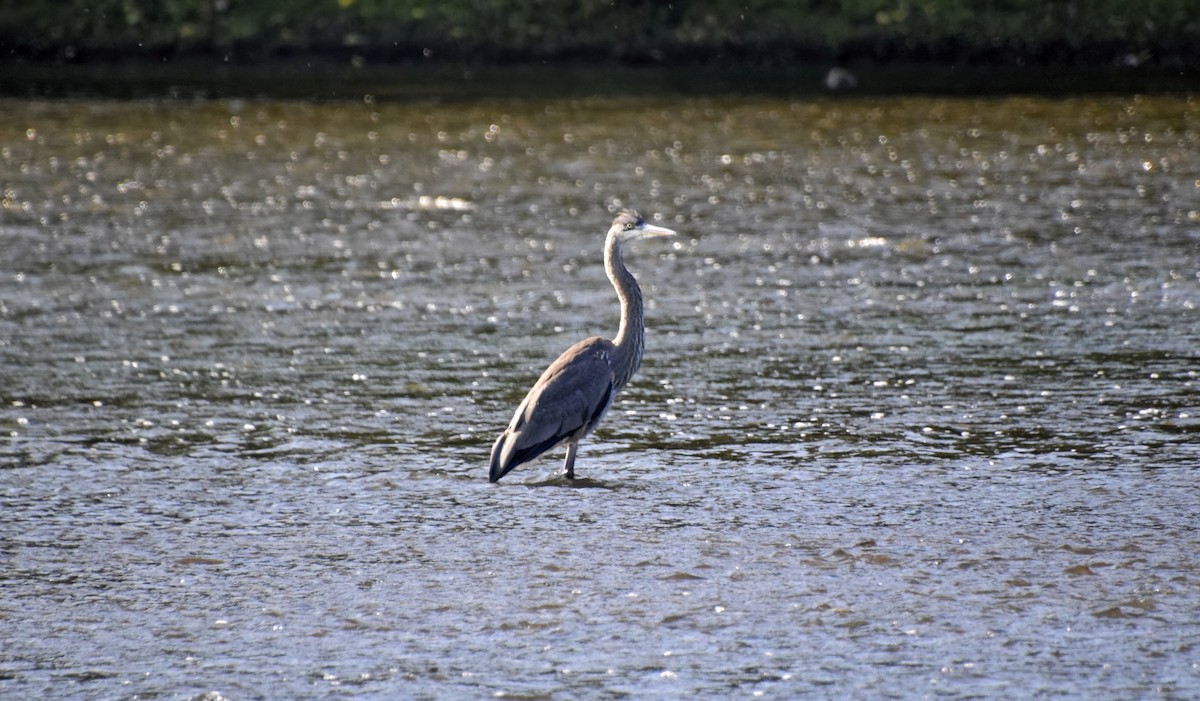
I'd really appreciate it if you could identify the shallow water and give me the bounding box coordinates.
[2,89,1199,699]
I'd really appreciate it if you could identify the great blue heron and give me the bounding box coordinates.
[489,209,676,482]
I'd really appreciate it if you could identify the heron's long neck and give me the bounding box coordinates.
[605,236,644,388]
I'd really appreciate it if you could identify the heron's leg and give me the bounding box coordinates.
[563,442,578,480]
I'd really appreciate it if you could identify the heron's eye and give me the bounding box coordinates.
[624,222,634,230]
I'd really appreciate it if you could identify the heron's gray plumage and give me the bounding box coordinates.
[489,209,674,482]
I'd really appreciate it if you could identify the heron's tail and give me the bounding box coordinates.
[488,432,511,482]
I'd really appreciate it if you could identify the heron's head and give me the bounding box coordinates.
[610,209,676,244]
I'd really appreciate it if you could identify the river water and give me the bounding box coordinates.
[1,79,1199,699]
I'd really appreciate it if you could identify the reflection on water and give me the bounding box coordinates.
[1,91,1198,699]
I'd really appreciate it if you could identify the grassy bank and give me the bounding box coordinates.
[1,0,1198,67]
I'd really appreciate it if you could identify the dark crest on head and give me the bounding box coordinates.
[613,209,643,229]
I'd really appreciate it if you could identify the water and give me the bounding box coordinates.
[2,85,1199,699]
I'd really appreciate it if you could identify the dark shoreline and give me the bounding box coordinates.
[6,34,1199,69]
[1,56,1197,101]
[3,0,1197,99]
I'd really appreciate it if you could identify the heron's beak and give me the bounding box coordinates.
[637,223,676,239]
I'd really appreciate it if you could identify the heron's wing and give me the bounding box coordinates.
[492,337,617,478]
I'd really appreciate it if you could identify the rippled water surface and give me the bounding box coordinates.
[2,86,1199,699]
